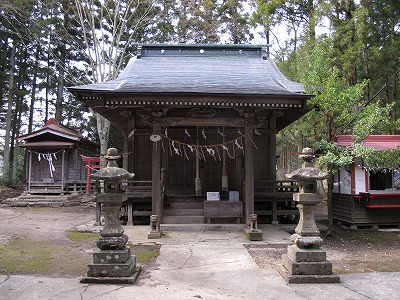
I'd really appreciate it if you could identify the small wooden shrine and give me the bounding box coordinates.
[332,135,400,228]
[69,44,313,225]
[17,118,98,194]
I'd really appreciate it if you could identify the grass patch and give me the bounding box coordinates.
[0,236,160,276]
[0,239,90,276]
[65,230,100,242]
[131,244,160,263]
[0,239,54,274]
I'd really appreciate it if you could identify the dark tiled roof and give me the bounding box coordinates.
[69,44,304,96]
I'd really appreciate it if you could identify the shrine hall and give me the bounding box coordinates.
[69,44,313,225]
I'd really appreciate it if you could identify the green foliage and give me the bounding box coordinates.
[352,102,398,142]
[351,143,400,172]
[316,140,400,173]
[315,140,353,171]
[174,0,252,44]
[298,38,370,139]
[219,0,253,43]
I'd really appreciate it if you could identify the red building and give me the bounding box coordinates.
[333,135,400,228]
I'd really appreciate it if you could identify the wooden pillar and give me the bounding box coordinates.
[195,148,201,196]
[244,115,254,224]
[74,148,78,192]
[152,124,162,219]
[28,150,32,194]
[126,112,135,225]
[95,202,102,226]
[270,114,278,224]
[269,114,277,182]
[221,129,228,191]
[128,112,135,173]
[61,149,65,195]
[123,135,129,171]
[127,199,133,226]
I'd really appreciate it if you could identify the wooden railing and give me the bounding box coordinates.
[254,180,299,194]
[121,168,166,225]
[253,180,300,224]
[124,180,152,197]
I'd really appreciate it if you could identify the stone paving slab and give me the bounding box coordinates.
[1,225,400,300]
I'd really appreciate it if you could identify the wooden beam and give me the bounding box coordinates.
[103,93,308,106]
[141,116,245,127]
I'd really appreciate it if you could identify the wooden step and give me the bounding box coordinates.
[163,216,205,224]
[169,202,204,209]
[166,197,205,203]
[163,208,204,216]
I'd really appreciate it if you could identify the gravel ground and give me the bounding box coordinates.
[246,201,400,274]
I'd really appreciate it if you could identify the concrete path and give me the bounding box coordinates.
[1,225,399,300]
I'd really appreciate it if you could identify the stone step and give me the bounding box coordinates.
[160,223,245,231]
[9,201,78,207]
[163,216,205,224]
[4,194,80,207]
[18,196,69,202]
[163,208,204,217]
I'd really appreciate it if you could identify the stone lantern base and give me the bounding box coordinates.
[80,246,141,284]
[277,245,340,284]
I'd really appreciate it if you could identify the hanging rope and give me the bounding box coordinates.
[151,127,260,161]
[157,130,253,149]
[32,150,63,177]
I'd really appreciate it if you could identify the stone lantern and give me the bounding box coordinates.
[80,148,139,284]
[277,147,340,283]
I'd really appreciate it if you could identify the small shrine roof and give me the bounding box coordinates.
[336,135,400,151]
[18,141,75,149]
[18,118,82,142]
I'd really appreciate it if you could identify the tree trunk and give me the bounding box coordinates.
[12,109,22,182]
[307,0,316,43]
[3,41,15,181]
[28,45,40,133]
[44,26,53,123]
[326,167,334,237]
[97,114,110,168]
[55,44,66,122]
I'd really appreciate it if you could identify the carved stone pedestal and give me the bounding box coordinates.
[148,215,162,239]
[244,229,263,241]
[244,214,263,241]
